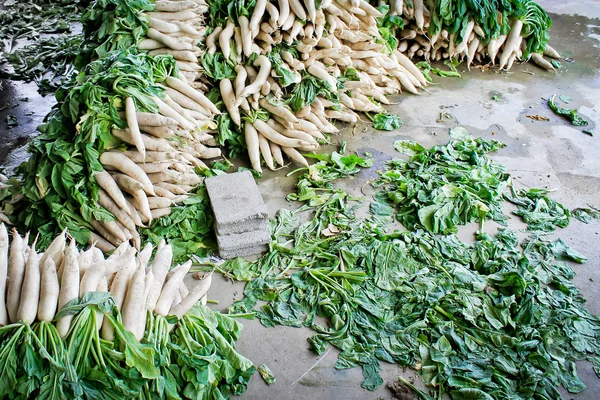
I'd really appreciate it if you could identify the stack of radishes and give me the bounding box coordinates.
[388,0,561,70]
[130,0,428,173]
[0,223,211,340]
[92,80,221,252]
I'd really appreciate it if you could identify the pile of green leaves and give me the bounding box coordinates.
[216,139,600,398]
[78,0,153,64]
[286,143,374,206]
[10,49,177,248]
[1,34,83,95]
[372,135,511,234]
[0,0,83,48]
[0,292,254,399]
[0,0,86,92]
[506,187,571,231]
[572,207,600,224]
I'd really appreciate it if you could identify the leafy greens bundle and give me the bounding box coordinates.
[216,137,600,398]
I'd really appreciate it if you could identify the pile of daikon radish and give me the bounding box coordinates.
[135,0,429,173]
[87,2,225,252]
[0,223,211,340]
[391,0,561,70]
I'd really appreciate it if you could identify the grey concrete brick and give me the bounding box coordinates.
[205,171,268,226]
[217,223,270,251]
[215,216,269,236]
[219,243,269,259]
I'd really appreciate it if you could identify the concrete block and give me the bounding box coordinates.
[217,223,270,252]
[219,243,269,259]
[215,216,268,236]
[205,171,268,230]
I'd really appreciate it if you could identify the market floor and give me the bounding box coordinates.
[1,1,600,399]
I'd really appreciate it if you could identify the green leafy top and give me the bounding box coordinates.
[375,135,509,234]
[79,0,154,63]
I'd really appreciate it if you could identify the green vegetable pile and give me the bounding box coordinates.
[373,136,510,234]
[216,134,600,398]
[0,292,254,399]
[0,0,86,93]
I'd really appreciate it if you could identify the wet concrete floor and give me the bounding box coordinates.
[1,0,600,398]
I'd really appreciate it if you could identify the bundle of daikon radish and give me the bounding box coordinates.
[0,223,211,338]
[389,0,560,70]
[0,223,254,399]
[129,0,428,173]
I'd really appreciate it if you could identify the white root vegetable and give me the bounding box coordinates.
[125,97,146,157]
[543,45,561,59]
[80,248,135,295]
[282,147,309,166]
[155,0,196,12]
[95,171,131,215]
[254,119,310,148]
[99,152,154,194]
[112,172,145,192]
[102,258,135,340]
[259,99,298,123]
[239,56,272,98]
[0,224,7,325]
[148,48,197,63]
[155,260,192,316]
[277,0,290,26]
[89,233,116,253]
[148,197,173,210]
[169,273,213,318]
[269,141,285,166]
[131,190,153,223]
[393,51,428,86]
[6,231,25,323]
[147,10,198,22]
[219,21,235,60]
[17,240,40,324]
[122,263,146,341]
[37,258,59,322]
[531,53,556,72]
[153,97,196,131]
[139,39,164,50]
[57,240,79,337]
[163,87,210,116]
[135,112,178,127]
[147,28,192,51]
[499,19,524,70]
[221,79,241,126]
[148,17,179,34]
[147,244,173,311]
[239,17,253,57]
[289,0,307,20]
[258,134,275,170]
[245,123,263,173]
[250,0,268,31]
[152,208,172,219]
[39,229,66,271]
[166,77,220,114]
